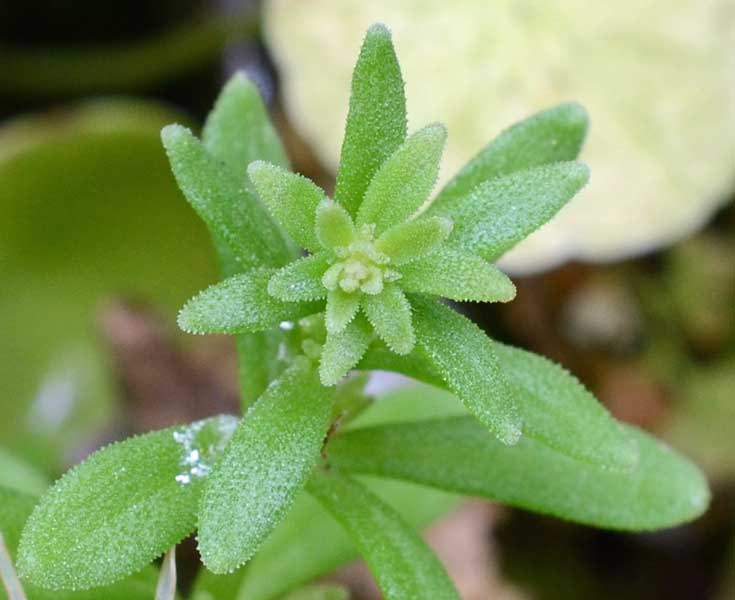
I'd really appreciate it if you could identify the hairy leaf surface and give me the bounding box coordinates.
[248,161,325,252]
[328,416,710,531]
[178,268,321,334]
[411,297,521,445]
[357,124,446,234]
[198,366,333,573]
[203,74,289,179]
[427,162,589,262]
[493,342,639,471]
[17,416,237,590]
[308,470,460,600]
[399,248,516,302]
[162,124,292,270]
[335,24,406,215]
[434,102,588,207]
[268,254,331,302]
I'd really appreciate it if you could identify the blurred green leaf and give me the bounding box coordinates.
[335,24,407,215]
[329,415,710,530]
[356,124,446,234]
[307,470,460,600]
[0,100,216,462]
[198,365,333,573]
[427,162,589,262]
[434,102,588,208]
[0,450,48,497]
[17,416,237,590]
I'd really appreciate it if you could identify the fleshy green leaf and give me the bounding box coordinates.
[434,102,588,208]
[325,289,360,334]
[320,316,373,386]
[203,73,289,178]
[328,415,710,531]
[162,124,292,270]
[427,162,589,262]
[356,124,446,234]
[493,342,639,471]
[410,296,521,445]
[178,268,322,335]
[248,161,325,252]
[197,76,293,409]
[315,201,355,250]
[1,488,162,600]
[225,480,457,600]
[268,254,330,302]
[17,416,238,590]
[375,216,453,265]
[399,247,516,302]
[198,365,333,573]
[361,284,415,355]
[307,470,460,600]
[335,24,406,215]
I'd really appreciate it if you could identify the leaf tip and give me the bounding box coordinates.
[366,22,392,39]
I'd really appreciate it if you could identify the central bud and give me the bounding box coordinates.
[321,224,400,295]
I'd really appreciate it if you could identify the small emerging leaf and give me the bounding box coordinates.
[202,73,289,179]
[427,161,589,262]
[411,296,521,445]
[335,24,407,215]
[434,102,588,208]
[399,247,516,302]
[328,415,710,531]
[179,268,322,335]
[362,284,415,355]
[17,416,238,590]
[248,161,325,252]
[357,124,446,234]
[268,254,331,302]
[307,470,460,600]
[198,365,333,573]
[320,317,373,386]
[325,289,360,335]
[162,124,292,269]
[316,201,355,250]
[375,217,453,265]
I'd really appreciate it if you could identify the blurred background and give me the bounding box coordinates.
[0,1,733,598]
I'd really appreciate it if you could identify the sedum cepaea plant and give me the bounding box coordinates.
[9,23,709,600]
